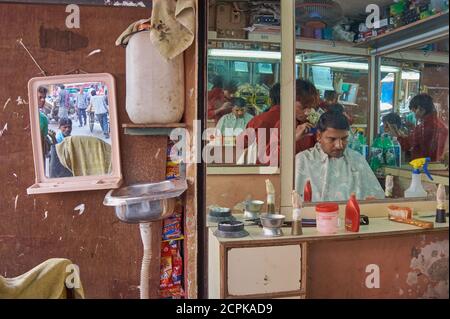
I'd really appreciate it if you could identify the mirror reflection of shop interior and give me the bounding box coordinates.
[207,0,281,168]
[378,39,449,166]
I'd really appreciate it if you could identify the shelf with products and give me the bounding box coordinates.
[355,11,449,55]
[208,35,368,57]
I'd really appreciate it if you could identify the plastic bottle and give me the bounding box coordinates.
[345,193,360,232]
[358,132,369,159]
[303,180,312,202]
[382,133,396,166]
[369,135,384,173]
[404,157,433,198]
[392,136,402,167]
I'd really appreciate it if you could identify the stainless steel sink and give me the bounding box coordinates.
[103,178,187,223]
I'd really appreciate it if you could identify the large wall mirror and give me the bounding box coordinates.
[206,0,281,168]
[291,3,449,204]
[27,73,122,194]
[377,38,449,198]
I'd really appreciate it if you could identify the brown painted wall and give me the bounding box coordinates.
[0,4,170,298]
[308,232,449,298]
[206,174,281,212]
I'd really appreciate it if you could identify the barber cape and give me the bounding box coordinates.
[295,143,385,202]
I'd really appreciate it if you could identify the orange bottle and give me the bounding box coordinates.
[345,193,360,232]
[303,180,312,202]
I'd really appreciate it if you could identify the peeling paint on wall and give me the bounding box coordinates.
[3,98,11,111]
[407,240,449,299]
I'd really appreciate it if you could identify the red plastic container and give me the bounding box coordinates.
[345,193,360,232]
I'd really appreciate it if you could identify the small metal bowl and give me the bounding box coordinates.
[208,206,235,223]
[245,200,265,213]
[260,214,285,228]
[213,220,249,238]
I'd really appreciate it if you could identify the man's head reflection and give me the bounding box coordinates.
[295,79,319,123]
[59,117,72,138]
[230,97,247,118]
[316,109,349,158]
[37,86,47,109]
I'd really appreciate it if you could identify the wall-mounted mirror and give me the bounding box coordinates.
[27,73,122,194]
[376,38,449,198]
[206,0,281,168]
[292,51,385,202]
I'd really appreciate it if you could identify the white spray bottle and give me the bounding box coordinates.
[404,157,433,198]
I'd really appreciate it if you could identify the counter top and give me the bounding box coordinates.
[208,214,449,244]
[384,166,449,186]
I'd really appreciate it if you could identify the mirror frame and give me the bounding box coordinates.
[27,73,122,194]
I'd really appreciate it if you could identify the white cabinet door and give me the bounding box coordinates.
[227,245,302,296]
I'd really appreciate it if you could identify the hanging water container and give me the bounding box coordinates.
[124,30,184,124]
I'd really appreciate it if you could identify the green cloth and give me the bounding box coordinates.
[56,135,112,176]
[39,111,48,137]
[0,258,84,299]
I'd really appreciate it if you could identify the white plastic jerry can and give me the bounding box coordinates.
[125,31,184,124]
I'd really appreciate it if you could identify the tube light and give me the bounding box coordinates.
[316,61,399,73]
[209,49,303,62]
[209,49,281,60]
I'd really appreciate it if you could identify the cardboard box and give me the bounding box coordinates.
[216,2,247,39]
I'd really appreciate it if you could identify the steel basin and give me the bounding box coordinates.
[103,178,187,223]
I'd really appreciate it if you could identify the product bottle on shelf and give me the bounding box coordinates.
[392,136,402,167]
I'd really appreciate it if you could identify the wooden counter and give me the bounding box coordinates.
[208,213,449,299]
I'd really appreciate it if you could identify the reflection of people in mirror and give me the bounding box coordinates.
[37,86,52,169]
[393,94,449,162]
[207,75,238,122]
[295,110,385,202]
[57,85,70,119]
[238,82,280,150]
[216,97,253,137]
[75,88,89,127]
[294,79,321,153]
[264,80,320,164]
[87,90,110,139]
[319,90,339,112]
[56,118,72,144]
[37,86,49,140]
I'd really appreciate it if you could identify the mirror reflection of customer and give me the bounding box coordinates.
[216,97,253,137]
[75,88,88,127]
[295,110,385,202]
[392,94,448,162]
[88,90,109,139]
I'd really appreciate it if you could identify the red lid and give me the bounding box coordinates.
[315,203,339,213]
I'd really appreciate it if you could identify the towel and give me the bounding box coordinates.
[0,258,85,299]
[116,0,195,59]
[56,135,112,177]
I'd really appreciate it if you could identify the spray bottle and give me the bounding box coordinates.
[404,157,433,198]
